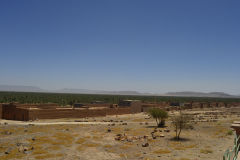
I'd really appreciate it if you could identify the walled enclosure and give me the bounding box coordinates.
[1,103,134,121]
[2,101,240,121]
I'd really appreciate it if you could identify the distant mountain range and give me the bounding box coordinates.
[0,85,45,92]
[164,91,236,98]
[0,85,144,95]
[56,88,143,95]
[0,85,239,98]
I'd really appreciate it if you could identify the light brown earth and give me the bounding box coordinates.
[0,107,239,160]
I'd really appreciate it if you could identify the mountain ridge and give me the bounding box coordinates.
[0,85,239,98]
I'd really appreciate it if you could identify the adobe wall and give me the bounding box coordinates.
[0,104,2,119]
[2,101,240,121]
[28,108,107,120]
[106,108,131,115]
[89,103,111,108]
[130,102,142,113]
[2,104,29,121]
[28,107,132,120]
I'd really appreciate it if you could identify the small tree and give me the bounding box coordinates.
[149,108,168,127]
[171,113,192,140]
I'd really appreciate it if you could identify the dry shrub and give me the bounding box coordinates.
[119,153,126,158]
[46,145,61,151]
[200,149,213,154]
[132,118,145,122]
[0,148,25,160]
[119,145,131,150]
[76,138,86,144]
[170,142,197,150]
[106,148,116,153]
[77,145,85,151]
[35,153,55,159]
[134,153,141,157]
[32,146,48,155]
[112,127,123,134]
[227,130,233,135]
[128,128,149,136]
[84,142,101,147]
[104,144,113,148]
[153,149,171,154]
[52,132,74,146]
[35,153,63,159]
[92,135,103,140]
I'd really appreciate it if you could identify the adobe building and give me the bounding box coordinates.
[73,103,88,108]
[118,100,142,113]
[1,101,141,121]
[141,103,158,112]
[2,101,239,121]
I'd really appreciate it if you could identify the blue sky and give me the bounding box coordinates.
[0,0,240,94]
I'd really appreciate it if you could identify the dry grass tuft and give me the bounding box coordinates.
[84,142,101,147]
[153,149,171,154]
[76,138,86,144]
[200,149,213,154]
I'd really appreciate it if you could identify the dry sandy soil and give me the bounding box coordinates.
[0,107,239,160]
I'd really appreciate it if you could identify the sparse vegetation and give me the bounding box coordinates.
[149,108,168,127]
[153,149,171,154]
[0,106,237,160]
[171,113,192,140]
[1,91,240,105]
[227,130,233,135]
[200,148,213,154]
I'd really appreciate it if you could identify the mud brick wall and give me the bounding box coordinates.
[14,108,29,121]
[192,102,202,108]
[89,103,111,108]
[210,102,218,108]
[157,102,166,107]
[183,103,192,109]
[0,104,2,119]
[142,107,156,112]
[130,101,142,113]
[105,108,131,115]
[28,109,107,120]
[231,102,240,107]
[219,102,227,107]
[2,104,29,121]
[2,104,16,120]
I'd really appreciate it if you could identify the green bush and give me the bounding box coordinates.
[148,108,168,127]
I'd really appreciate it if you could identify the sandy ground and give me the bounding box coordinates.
[0,108,239,160]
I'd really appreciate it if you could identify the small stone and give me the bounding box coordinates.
[142,143,149,147]
[160,134,165,137]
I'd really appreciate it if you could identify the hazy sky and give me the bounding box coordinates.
[0,0,240,94]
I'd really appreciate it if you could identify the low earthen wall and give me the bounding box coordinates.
[0,104,2,119]
[29,108,107,120]
[106,108,131,115]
